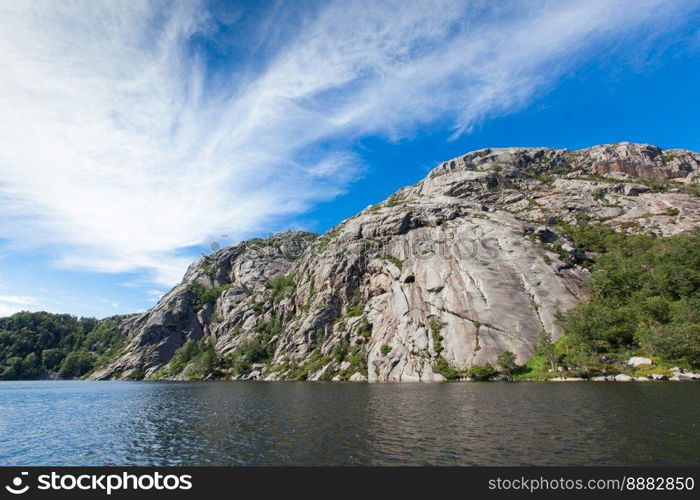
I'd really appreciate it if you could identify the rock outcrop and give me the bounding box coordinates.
[90,143,700,382]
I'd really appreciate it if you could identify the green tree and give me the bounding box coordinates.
[41,348,65,371]
[59,351,95,378]
[22,352,41,378]
[563,344,596,374]
[536,330,558,370]
[1,357,23,379]
[496,351,518,377]
[467,363,497,381]
[637,322,700,367]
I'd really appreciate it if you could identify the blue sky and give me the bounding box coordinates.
[0,0,699,318]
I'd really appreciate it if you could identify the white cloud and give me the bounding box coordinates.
[146,289,166,302]
[0,294,37,305]
[0,294,38,317]
[0,0,695,286]
[99,298,120,309]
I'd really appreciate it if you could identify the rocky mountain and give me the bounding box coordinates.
[90,142,700,382]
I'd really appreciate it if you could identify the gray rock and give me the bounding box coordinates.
[614,374,635,382]
[628,356,652,367]
[88,143,700,382]
[348,372,367,382]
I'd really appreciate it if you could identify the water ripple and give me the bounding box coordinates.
[0,381,697,466]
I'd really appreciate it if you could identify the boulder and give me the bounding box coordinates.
[348,372,367,382]
[627,356,652,367]
[614,374,634,382]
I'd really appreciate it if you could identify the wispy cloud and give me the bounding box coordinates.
[146,289,166,303]
[0,294,38,317]
[0,0,696,286]
[98,298,120,309]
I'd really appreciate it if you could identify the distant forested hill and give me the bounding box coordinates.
[0,312,126,379]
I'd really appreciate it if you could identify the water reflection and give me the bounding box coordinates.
[0,381,697,465]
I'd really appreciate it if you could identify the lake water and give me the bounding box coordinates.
[0,381,697,466]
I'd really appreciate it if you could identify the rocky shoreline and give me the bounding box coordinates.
[535,360,700,382]
[549,371,700,382]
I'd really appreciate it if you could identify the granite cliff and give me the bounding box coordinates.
[90,142,700,382]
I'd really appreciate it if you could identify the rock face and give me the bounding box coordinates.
[91,143,700,382]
